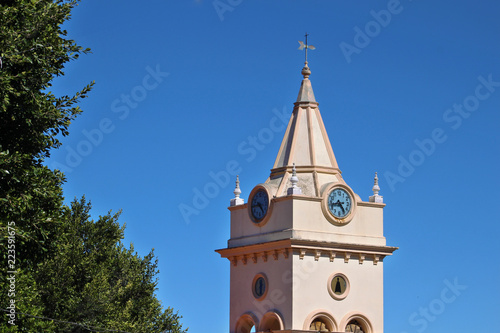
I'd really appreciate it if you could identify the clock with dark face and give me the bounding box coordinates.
[328,187,352,219]
[250,189,269,222]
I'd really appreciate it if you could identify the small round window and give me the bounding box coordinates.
[252,274,268,300]
[327,273,349,300]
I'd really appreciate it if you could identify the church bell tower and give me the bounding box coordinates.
[216,42,397,333]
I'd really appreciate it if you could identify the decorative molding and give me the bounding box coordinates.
[273,250,279,261]
[251,253,258,264]
[276,171,290,198]
[344,252,351,263]
[357,201,385,208]
[306,107,317,167]
[227,203,248,212]
[271,165,342,178]
[272,194,321,203]
[299,249,307,260]
[359,253,365,265]
[230,256,237,266]
[215,239,398,265]
[314,250,321,261]
[312,170,320,197]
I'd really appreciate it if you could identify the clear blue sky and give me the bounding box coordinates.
[47,1,500,332]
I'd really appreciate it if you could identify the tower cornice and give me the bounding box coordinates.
[216,239,398,266]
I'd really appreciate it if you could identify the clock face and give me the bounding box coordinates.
[328,188,352,219]
[250,189,269,222]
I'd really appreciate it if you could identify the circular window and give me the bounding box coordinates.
[327,273,350,300]
[252,274,268,300]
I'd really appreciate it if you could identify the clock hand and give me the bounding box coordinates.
[336,200,345,214]
[257,202,264,213]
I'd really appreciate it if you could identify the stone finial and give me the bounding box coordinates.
[230,175,244,206]
[369,172,383,203]
[234,175,241,197]
[372,172,380,195]
[287,163,302,195]
[301,62,311,79]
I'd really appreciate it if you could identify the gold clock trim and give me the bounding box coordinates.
[321,183,357,226]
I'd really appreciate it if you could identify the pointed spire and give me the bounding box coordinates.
[297,33,316,103]
[369,172,383,203]
[272,56,339,173]
[296,63,316,103]
[270,36,342,198]
[230,175,244,206]
[287,163,302,195]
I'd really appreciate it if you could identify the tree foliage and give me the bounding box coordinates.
[0,0,92,264]
[0,1,187,332]
[31,198,186,333]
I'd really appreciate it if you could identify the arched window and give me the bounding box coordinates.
[310,318,331,332]
[260,311,284,332]
[345,319,364,333]
[236,313,258,333]
[304,311,337,332]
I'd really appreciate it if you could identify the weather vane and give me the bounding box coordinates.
[298,33,316,63]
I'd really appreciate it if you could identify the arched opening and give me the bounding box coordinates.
[310,317,331,332]
[341,314,372,333]
[260,311,284,332]
[304,311,337,332]
[236,313,258,333]
[345,319,365,332]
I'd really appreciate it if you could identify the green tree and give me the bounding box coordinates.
[33,198,186,333]
[0,1,187,332]
[0,0,92,264]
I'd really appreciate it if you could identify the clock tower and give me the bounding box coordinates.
[217,56,397,333]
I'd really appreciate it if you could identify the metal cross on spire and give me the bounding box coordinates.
[298,33,316,64]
